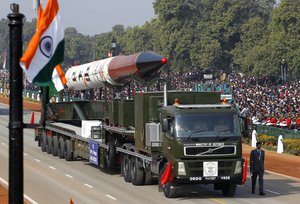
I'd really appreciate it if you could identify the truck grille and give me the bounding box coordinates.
[184,145,235,156]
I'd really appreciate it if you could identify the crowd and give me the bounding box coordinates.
[229,74,300,130]
[0,70,40,96]
[2,68,300,130]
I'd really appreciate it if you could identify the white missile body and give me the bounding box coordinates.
[65,51,168,91]
[65,58,117,90]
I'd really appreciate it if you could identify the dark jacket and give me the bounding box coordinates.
[250,149,265,173]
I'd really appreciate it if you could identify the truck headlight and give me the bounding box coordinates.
[234,161,242,174]
[178,162,186,175]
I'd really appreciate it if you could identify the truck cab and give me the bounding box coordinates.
[159,99,244,197]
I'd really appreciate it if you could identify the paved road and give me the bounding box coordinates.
[0,104,300,204]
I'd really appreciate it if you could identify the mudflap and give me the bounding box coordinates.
[99,148,107,168]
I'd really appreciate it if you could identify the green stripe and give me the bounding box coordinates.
[33,39,65,86]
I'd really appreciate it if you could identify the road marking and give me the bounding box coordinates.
[247,165,300,182]
[0,177,8,185]
[106,194,117,200]
[84,183,93,188]
[265,170,300,182]
[209,198,227,204]
[1,142,6,146]
[34,159,41,163]
[0,177,39,204]
[49,166,56,170]
[265,189,280,195]
[23,153,28,156]
[24,194,39,204]
[65,174,73,178]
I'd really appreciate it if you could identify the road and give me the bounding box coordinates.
[0,104,300,204]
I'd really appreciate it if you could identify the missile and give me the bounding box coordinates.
[65,51,168,91]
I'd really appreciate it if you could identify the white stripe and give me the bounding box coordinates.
[1,142,6,146]
[52,68,64,91]
[265,169,300,182]
[24,194,39,204]
[22,12,64,82]
[247,165,300,182]
[84,183,93,188]
[265,189,280,195]
[0,177,39,204]
[23,153,28,156]
[49,166,56,170]
[0,177,8,185]
[106,194,117,200]
[34,159,41,163]
[65,174,73,178]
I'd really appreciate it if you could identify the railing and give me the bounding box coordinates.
[256,125,300,139]
[193,83,232,94]
[0,88,81,102]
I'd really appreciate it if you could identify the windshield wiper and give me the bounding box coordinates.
[184,130,209,141]
[214,128,236,142]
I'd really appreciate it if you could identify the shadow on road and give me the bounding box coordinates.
[0,108,9,115]
[173,177,300,200]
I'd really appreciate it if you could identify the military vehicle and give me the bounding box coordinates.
[35,52,246,198]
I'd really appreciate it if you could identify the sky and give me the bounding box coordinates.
[1,0,156,35]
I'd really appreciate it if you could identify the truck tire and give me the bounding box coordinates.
[64,139,73,161]
[52,136,59,156]
[130,157,144,186]
[144,171,153,185]
[47,136,53,154]
[41,133,47,152]
[59,138,65,159]
[106,140,116,168]
[222,182,237,197]
[159,163,177,198]
[122,154,131,182]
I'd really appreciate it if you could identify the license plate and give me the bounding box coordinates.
[203,161,218,177]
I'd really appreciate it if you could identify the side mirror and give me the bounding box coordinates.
[162,118,168,132]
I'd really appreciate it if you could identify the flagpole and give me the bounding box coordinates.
[34,0,50,127]
[8,3,25,203]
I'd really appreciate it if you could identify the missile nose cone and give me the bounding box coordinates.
[161,57,168,64]
[136,51,168,80]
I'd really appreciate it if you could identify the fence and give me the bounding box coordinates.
[256,125,300,139]
[0,88,80,102]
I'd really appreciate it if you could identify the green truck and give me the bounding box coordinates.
[35,89,246,198]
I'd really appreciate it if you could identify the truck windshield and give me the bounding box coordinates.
[175,112,240,140]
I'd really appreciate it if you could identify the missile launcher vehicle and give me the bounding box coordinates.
[35,51,246,198]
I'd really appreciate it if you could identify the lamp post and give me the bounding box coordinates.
[8,3,25,203]
[111,37,117,57]
[281,59,287,82]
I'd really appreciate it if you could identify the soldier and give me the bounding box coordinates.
[250,141,265,196]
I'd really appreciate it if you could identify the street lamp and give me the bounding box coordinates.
[111,37,117,57]
[281,59,287,82]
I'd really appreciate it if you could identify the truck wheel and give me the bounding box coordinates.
[52,136,59,156]
[59,138,65,159]
[41,132,47,152]
[47,136,53,154]
[130,157,144,186]
[122,155,131,182]
[144,171,153,185]
[106,141,116,168]
[222,182,237,197]
[159,163,177,198]
[64,140,73,161]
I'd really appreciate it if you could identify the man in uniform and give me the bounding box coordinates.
[250,141,265,195]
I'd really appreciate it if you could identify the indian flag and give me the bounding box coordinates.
[20,0,64,86]
[52,64,67,92]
